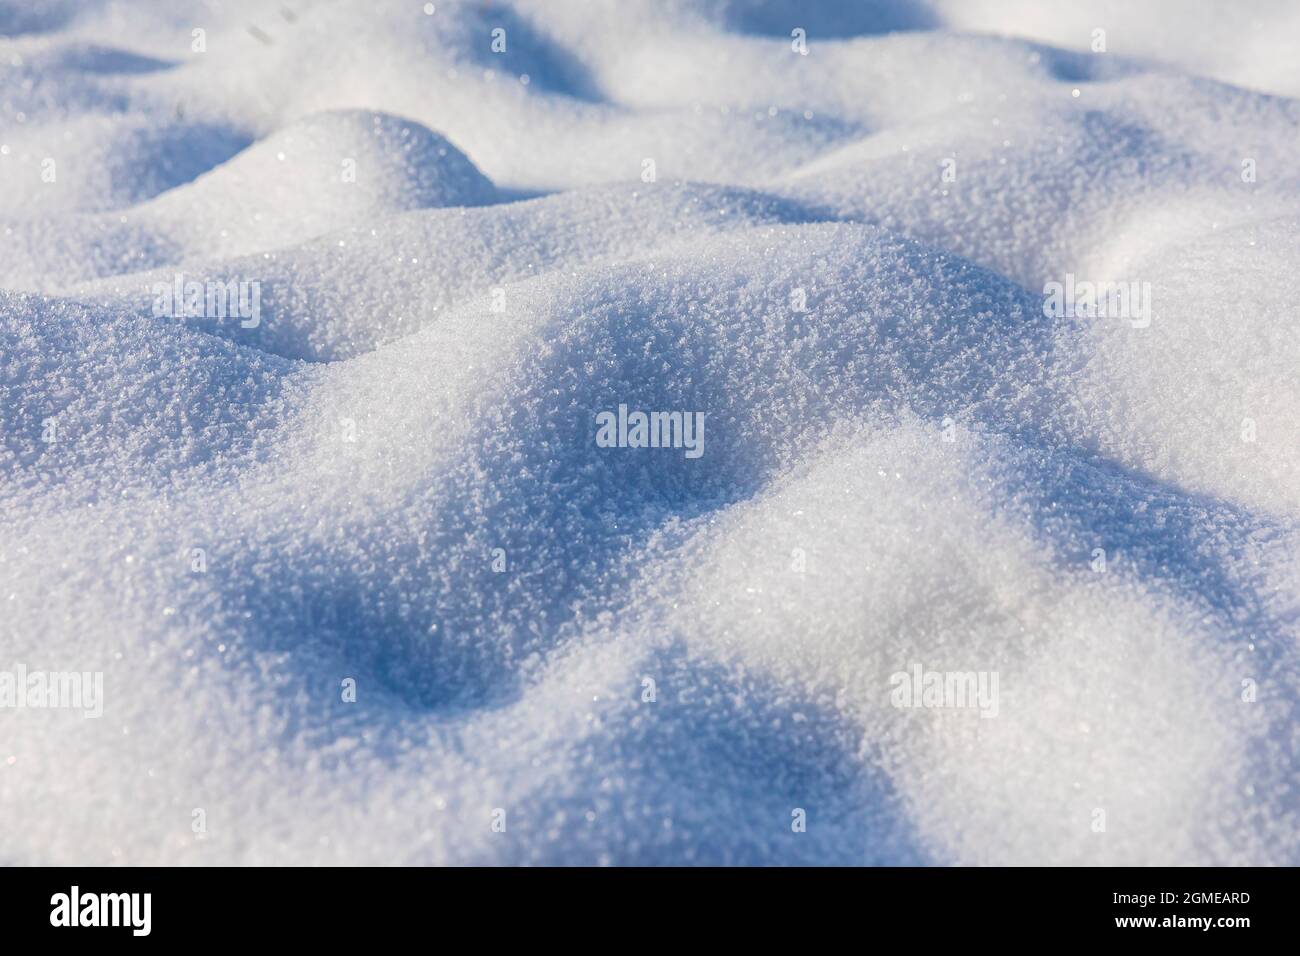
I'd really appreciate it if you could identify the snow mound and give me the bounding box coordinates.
[0,110,495,289]
[67,183,825,361]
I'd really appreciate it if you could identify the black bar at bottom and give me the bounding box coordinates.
[0,866,1288,943]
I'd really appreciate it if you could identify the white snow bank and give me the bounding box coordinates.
[1,0,1297,865]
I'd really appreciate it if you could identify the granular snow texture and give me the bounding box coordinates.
[1,0,1298,865]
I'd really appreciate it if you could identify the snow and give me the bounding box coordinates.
[1,0,1297,865]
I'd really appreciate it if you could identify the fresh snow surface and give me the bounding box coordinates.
[2,0,1299,865]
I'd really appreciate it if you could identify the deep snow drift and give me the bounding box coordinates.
[1,0,1298,865]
